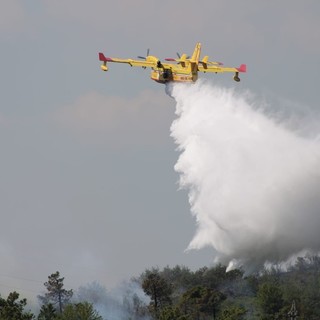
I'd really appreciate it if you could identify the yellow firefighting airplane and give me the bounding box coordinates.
[98,43,246,83]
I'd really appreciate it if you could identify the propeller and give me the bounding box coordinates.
[137,48,150,60]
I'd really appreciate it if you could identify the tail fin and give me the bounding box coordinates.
[237,64,247,73]
[190,43,201,63]
[99,52,106,61]
[99,52,110,71]
[99,52,112,62]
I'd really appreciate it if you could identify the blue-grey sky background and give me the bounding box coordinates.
[0,0,319,303]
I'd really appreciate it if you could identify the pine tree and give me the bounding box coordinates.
[0,291,34,320]
[38,272,73,313]
[37,303,56,320]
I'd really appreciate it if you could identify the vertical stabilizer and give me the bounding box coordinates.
[190,43,201,63]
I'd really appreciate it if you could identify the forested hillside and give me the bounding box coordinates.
[136,255,320,320]
[1,255,320,319]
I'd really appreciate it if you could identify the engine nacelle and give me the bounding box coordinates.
[146,55,159,63]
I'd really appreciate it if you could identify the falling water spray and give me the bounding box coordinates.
[170,81,320,273]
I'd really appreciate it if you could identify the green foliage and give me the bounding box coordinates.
[37,303,56,320]
[257,282,284,316]
[218,304,246,320]
[137,258,320,319]
[141,268,173,317]
[158,306,189,320]
[161,265,195,292]
[200,264,243,289]
[55,302,102,320]
[179,286,226,319]
[38,271,73,314]
[0,291,34,320]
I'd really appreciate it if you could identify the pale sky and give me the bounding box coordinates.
[0,0,319,304]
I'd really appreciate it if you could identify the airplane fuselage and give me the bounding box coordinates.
[150,67,198,84]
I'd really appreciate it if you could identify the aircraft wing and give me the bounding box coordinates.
[165,58,222,66]
[99,53,158,68]
[198,63,246,74]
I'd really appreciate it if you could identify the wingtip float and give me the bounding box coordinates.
[98,43,246,84]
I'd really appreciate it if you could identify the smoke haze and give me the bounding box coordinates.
[76,281,150,320]
[170,81,320,273]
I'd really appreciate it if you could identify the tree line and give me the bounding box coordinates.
[1,255,320,319]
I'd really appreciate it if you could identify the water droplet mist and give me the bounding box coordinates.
[170,81,320,273]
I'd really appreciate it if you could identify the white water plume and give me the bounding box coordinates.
[170,81,320,273]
